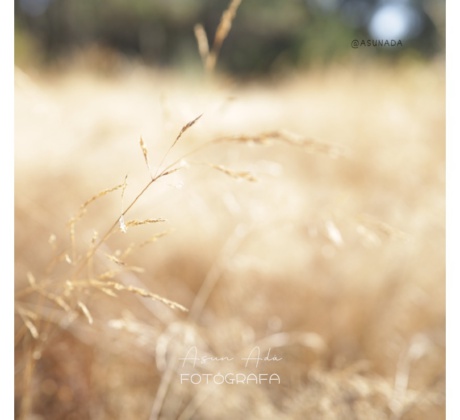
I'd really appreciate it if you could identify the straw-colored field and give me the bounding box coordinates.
[15,58,445,419]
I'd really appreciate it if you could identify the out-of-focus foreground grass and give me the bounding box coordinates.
[15,56,445,419]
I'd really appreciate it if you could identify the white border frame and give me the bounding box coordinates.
[1,1,14,419]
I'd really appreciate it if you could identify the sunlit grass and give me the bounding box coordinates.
[15,56,445,419]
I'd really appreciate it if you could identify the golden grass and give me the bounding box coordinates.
[194,0,243,73]
[15,56,445,419]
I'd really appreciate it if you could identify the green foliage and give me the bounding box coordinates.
[15,0,442,74]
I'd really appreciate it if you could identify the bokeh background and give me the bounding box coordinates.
[15,1,446,419]
[15,0,445,74]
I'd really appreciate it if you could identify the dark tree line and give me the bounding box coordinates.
[15,0,444,74]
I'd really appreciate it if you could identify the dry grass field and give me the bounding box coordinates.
[14,53,445,419]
